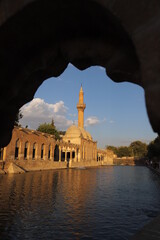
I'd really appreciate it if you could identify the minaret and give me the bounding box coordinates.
[77,85,86,128]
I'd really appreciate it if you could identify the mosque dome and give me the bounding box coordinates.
[65,125,82,138]
[65,125,93,140]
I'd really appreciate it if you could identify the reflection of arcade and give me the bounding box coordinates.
[0,171,60,235]
[0,169,97,238]
[60,169,98,226]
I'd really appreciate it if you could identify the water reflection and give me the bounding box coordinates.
[0,166,160,239]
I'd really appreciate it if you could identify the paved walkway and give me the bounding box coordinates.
[131,166,160,239]
[130,215,160,239]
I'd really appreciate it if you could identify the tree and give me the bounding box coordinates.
[14,109,23,126]
[37,121,60,140]
[116,146,132,158]
[58,130,66,136]
[106,145,118,155]
[51,118,55,127]
[130,141,147,158]
[147,136,160,159]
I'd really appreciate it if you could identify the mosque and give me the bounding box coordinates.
[0,86,114,173]
[63,85,97,162]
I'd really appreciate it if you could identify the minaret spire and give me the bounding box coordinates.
[77,85,86,128]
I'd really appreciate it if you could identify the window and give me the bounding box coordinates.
[15,139,19,159]
[54,144,59,161]
[41,144,44,159]
[24,142,28,159]
[32,143,36,159]
[72,151,75,159]
[48,144,51,159]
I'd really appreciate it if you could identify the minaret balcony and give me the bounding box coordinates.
[77,103,86,109]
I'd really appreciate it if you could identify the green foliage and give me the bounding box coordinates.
[106,145,118,155]
[58,130,66,136]
[37,121,60,140]
[147,136,160,159]
[14,109,23,126]
[117,146,132,158]
[106,140,147,158]
[129,141,147,158]
[106,145,132,157]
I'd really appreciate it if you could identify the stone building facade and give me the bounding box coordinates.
[97,149,114,165]
[0,86,114,173]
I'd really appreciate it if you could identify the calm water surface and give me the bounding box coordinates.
[0,166,160,240]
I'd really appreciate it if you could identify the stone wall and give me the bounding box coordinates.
[113,157,145,166]
[1,127,106,173]
[97,149,114,165]
[3,126,56,162]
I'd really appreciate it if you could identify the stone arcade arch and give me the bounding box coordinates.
[41,144,44,159]
[0,0,160,149]
[54,144,59,162]
[32,142,36,160]
[15,139,20,159]
[48,144,51,160]
[24,141,28,160]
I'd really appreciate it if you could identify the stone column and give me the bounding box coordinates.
[59,146,61,162]
[50,145,54,161]
[83,145,85,160]
[70,150,72,162]
[78,149,81,162]
[75,149,77,162]
[43,145,46,160]
[65,150,67,162]
[35,144,39,160]
[28,143,32,160]
[19,142,24,160]
[86,145,87,161]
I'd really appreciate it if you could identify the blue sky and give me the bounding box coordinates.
[20,64,157,148]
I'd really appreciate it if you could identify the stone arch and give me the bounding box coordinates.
[32,142,36,160]
[54,144,59,162]
[15,139,20,159]
[24,141,28,160]
[41,143,44,159]
[72,149,75,160]
[48,144,51,159]
[0,0,148,149]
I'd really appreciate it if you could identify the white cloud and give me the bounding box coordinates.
[68,113,77,117]
[19,98,73,130]
[84,116,108,127]
[85,116,100,127]
[109,120,114,124]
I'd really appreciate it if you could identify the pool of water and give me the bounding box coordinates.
[0,166,160,239]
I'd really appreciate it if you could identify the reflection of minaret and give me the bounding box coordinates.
[77,85,86,128]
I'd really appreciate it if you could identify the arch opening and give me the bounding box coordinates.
[32,142,36,160]
[54,144,59,162]
[24,141,28,160]
[15,139,20,159]
[0,0,143,148]
[41,144,44,159]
